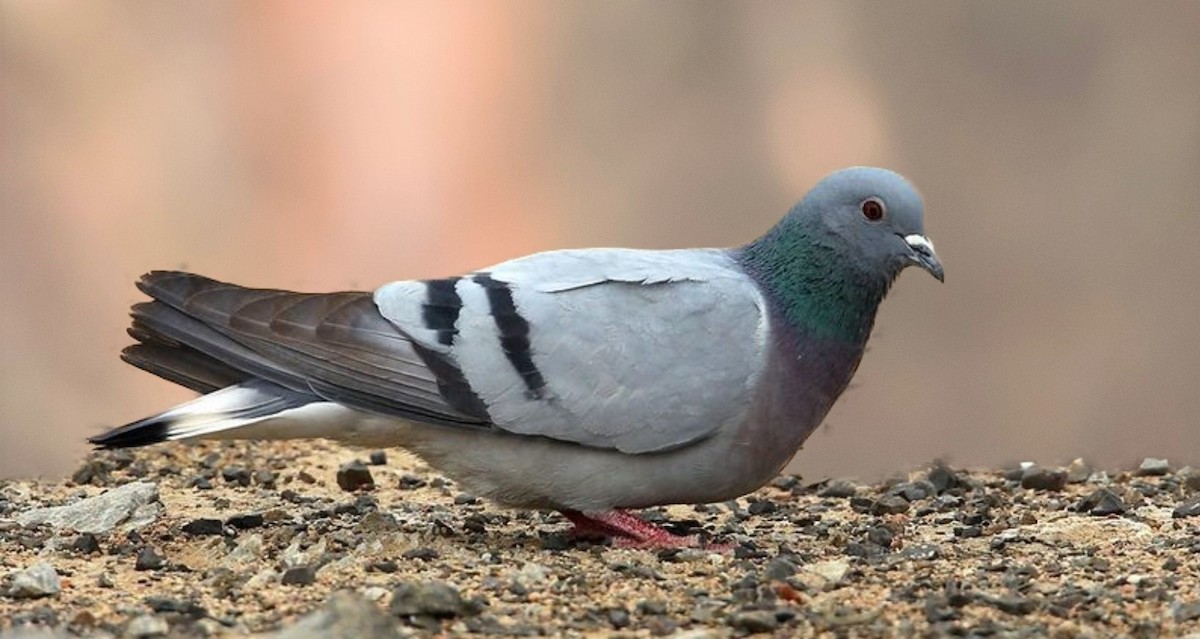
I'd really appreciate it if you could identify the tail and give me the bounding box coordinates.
[90,380,316,448]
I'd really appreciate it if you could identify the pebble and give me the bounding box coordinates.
[728,610,779,633]
[72,533,101,554]
[16,482,160,534]
[368,451,388,466]
[281,565,318,586]
[1173,494,1200,518]
[764,556,796,580]
[336,461,375,492]
[389,581,471,619]
[8,561,61,599]
[871,495,910,515]
[125,614,170,638]
[1020,467,1068,492]
[274,591,403,639]
[1136,457,1170,477]
[221,466,252,486]
[227,513,265,530]
[135,547,165,571]
[817,479,858,498]
[182,518,225,536]
[1078,489,1127,516]
[927,463,964,494]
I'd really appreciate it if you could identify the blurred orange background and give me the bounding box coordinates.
[4,2,1200,481]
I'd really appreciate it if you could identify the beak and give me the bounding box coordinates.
[904,234,944,282]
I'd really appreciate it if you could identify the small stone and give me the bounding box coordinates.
[144,596,207,617]
[637,599,668,615]
[868,526,895,547]
[368,560,400,573]
[8,562,61,598]
[221,466,252,486]
[805,559,850,587]
[125,614,170,638]
[275,591,403,639]
[1078,489,1126,516]
[389,581,469,619]
[250,469,276,488]
[453,493,478,505]
[729,610,779,633]
[607,608,631,629]
[227,513,265,530]
[336,461,375,492]
[282,565,318,586]
[369,451,388,465]
[871,495,910,515]
[889,481,935,501]
[401,547,439,561]
[765,557,797,581]
[1021,467,1068,492]
[984,594,1036,615]
[771,474,801,491]
[817,480,858,498]
[1174,601,1200,622]
[901,544,942,561]
[135,547,165,571]
[1179,467,1200,491]
[927,463,962,494]
[17,481,160,534]
[182,518,225,536]
[72,533,101,554]
[398,474,427,490]
[1136,458,1170,477]
[1065,458,1091,483]
[1173,494,1200,518]
[360,511,399,533]
[747,499,777,515]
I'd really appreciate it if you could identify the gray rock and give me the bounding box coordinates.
[1174,494,1200,518]
[728,610,778,633]
[1020,467,1068,492]
[7,562,61,599]
[282,566,318,586]
[817,480,858,498]
[389,581,470,618]
[135,547,165,571]
[1136,458,1170,477]
[0,630,73,639]
[764,557,797,581]
[1078,489,1126,516]
[125,614,169,638]
[17,482,160,534]
[271,591,402,639]
[336,461,375,492]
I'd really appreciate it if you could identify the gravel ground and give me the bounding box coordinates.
[2,441,1200,638]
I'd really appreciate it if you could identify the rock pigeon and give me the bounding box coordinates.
[91,166,942,548]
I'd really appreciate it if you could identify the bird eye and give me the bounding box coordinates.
[860,197,886,221]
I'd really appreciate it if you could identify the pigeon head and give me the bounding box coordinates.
[739,166,942,342]
[797,167,943,283]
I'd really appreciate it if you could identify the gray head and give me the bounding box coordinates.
[792,166,943,282]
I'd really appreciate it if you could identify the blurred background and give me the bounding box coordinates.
[3,2,1200,481]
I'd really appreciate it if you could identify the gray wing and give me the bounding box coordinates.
[375,248,769,453]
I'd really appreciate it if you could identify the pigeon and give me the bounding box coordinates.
[91,166,942,548]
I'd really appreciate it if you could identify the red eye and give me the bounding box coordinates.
[861,198,885,221]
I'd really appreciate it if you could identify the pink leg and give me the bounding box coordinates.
[559,509,725,550]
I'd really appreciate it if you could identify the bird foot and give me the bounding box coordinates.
[560,509,728,551]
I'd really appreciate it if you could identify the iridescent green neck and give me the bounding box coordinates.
[739,216,889,344]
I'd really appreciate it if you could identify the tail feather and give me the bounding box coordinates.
[90,380,316,449]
